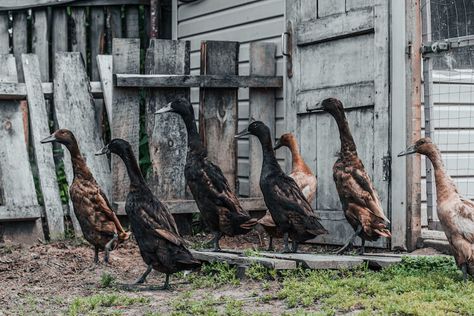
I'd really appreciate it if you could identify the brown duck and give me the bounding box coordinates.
[399,138,474,281]
[321,98,391,254]
[41,129,129,263]
[259,133,318,251]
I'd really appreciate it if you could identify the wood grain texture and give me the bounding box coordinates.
[12,11,28,83]
[90,7,106,81]
[0,205,42,221]
[51,7,68,74]
[106,7,123,53]
[0,12,10,54]
[111,38,140,202]
[199,41,239,191]
[32,9,49,82]
[70,7,87,68]
[97,55,113,126]
[145,39,189,200]
[0,81,103,100]
[248,42,276,197]
[125,6,140,38]
[22,54,65,238]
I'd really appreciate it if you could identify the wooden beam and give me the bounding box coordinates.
[0,0,149,11]
[114,197,267,216]
[0,82,103,100]
[114,74,283,88]
[0,205,42,221]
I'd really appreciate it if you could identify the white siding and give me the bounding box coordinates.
[177,0,285,196]
[421,70,474,226]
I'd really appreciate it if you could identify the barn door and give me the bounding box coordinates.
[285,0,390,247]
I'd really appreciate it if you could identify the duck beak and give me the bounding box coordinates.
[235,128,250,138]
[155,102,173,114]
[95,145,110,156]
[40,134,56,144]
[398,145,416,157]
[274,139,282,150]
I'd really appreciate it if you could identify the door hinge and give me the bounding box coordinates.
[382,155,391,182]
[281,21,293,78]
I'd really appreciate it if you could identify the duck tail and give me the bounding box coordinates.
[374,228,391,238]
[240,217,259,230]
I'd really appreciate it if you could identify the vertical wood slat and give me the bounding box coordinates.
[22,54,65,239]
[12,11,28,83]
[248,42,276,197]
[106,6,123,53]
[125,6,140,38]
[51,7,68,71]
[199,41,239,191]
[32,9,49,82]
[90,7,106,81]
[0,12,10,54]
[97,54,113,127]
[0,54,43,241]
[70,7,87,70]
[111,38,140,202]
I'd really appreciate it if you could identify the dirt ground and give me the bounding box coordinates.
[0,233,442,316]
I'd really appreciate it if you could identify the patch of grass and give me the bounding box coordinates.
[170,292,247,316]
[186,261,240,288]
[242,249,261,257]
[99,273,116,288]
[277,256,474,315]
[68,294,149,316]
[245,263,277,281]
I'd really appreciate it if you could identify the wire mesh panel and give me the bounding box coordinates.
[421,0,474,229]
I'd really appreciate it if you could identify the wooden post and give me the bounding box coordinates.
[199,41,239,191]
[0,12,10,54]
[145,39,190,234]
[51,8,68,72]
[106,7,123,53]
[111,38,140,202]
[0,54,44,242]
[22,54,65,239]
[12,11,27,83]
[32,9,49,82]
[248,42,276,197]
[71,7,87,71]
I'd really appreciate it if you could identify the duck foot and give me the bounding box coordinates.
[292,241,299,253]
[355,240,366,255]
[462,263,468,282]
[134,265,153,285]
[104,234,118,264]
[335,225,362,255]
[266,237,274,252]
[212,232,222,252]
[94,246,100,264]
[282,233,292,253]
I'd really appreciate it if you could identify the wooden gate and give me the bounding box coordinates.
[285,0,391,247]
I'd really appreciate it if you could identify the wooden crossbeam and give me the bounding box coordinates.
[114,74,283,88]
[114,197,267,216]
[0,81,103,100]
[0,205,42,221]
[0,0,149,11]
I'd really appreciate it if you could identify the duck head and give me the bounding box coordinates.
[95,138,131,156]
[41,129,77,147]
[274,133,296,150]
[398,137,435,157]
[235,121,271,139]
[155,98,193,117]
[320,98,345,118]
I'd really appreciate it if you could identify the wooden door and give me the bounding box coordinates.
[285,0,390,247]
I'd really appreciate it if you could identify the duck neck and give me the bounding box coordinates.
[331,111,357,155]
[66,141,93,180]
[424,147,459,203]
[116,147,147,189]
[181,111,206,156]
[259,133,281,172]
[286,140,307,173]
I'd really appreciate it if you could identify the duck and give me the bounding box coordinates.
[259,133,318,251]
[155,99,258,251]
[399,138,474,281]
[236,121,327,253]
[321,98,391,255]
[40,129,130,263]
[96,139,201,289]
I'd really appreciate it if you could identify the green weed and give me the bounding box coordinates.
[99,273,116,288]
[186,261,240,288]
[68,293,149,316]
[245,263,277,281]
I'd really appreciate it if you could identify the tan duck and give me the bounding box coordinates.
[399,137,474,281]
[321,98,391,254]
[41,129,130,263]
[259,133,317,251]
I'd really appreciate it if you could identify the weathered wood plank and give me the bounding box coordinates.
[0,12,10,54]
[115,74,283,88]
[145,39,189,201]
[0,0,149,11]
[0,206,42,221]
[114,197,267,216]
[200,41,239,191]
[111,38,140,202]
[106,7,123,53]
[297,7,374,45]
[90,7,106,81]
[125,6,140,38]
[51,7,68,74]
[0,81,103,100]
[22,54,65,239]
[97,55,113,127]
[71,7,87,68]
[248,42,276,197]
[32,9,49,82]
[190,250,297,270]
[259,253,364,269]
[12,11,28,83]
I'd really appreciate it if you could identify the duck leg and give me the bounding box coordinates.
[212,231,222,252]
[94,246,100,264]
[267,236,274,252]
[291,240,299,253]
[356,238,366,255]
[462,263,468,282]
[282,233,292,253]
[335,225,362,255]
[104,234,118,264]
[131,265,153,285]
[160,274,171,290]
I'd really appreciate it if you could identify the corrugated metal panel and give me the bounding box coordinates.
[421,71,474,225]
[177,0,285,197]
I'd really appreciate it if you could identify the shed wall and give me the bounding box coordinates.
[177,0,285,196]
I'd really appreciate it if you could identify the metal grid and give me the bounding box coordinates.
[421,0,474,229]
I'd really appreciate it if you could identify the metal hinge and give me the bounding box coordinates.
[382,155,391,182]
[281,21,293,78]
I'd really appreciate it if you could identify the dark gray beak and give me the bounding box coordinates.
[95,145,110,156]
[155,102,173,114]
[274,139,282,150]
[235,128,251,138]
[40,134,56,144]
[398,145,417,157]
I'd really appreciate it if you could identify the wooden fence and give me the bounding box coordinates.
[0,37,282,242]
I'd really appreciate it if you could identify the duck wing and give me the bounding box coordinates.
[452,198,474,242]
